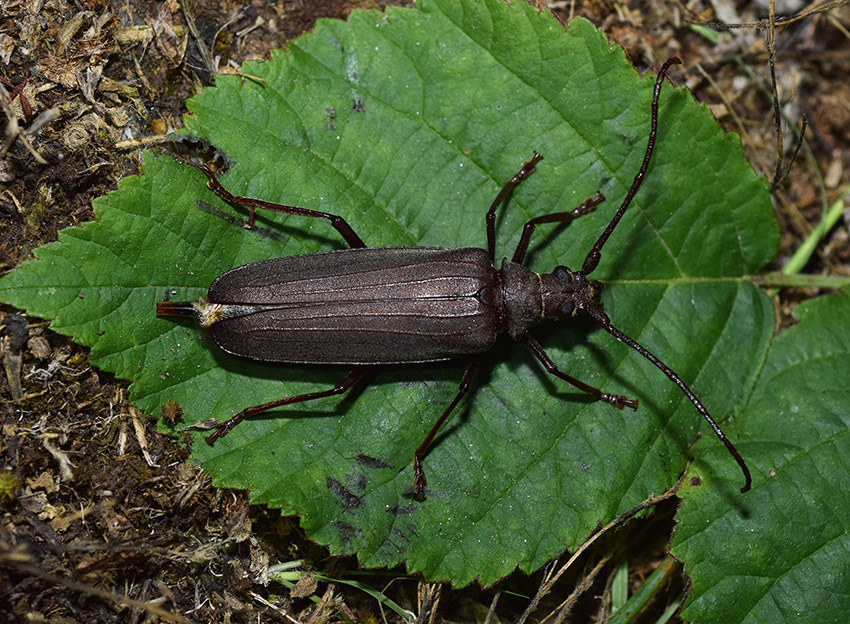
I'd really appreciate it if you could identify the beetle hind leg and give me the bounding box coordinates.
[193,163,368,248]
[205,367,368,446]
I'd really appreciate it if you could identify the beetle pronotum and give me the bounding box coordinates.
[158,58,751,500]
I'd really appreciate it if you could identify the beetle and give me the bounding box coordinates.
[157,58,751,500]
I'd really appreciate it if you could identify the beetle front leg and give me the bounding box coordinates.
[511,193,605,265]
[410,360,480,501]
[521,335,638,410]
[485,153,543,262]
[195,163,368,249]
[205,368,368,445]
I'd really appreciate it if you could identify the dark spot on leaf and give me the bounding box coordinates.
[392,524,418,543]
[333,520,361,551]
[386,503,416,516]
[617,131,638,147]
[326,477,360,510]
[345,472,367,493]
[354,453,391,470]
[374,525,410,558]
[352,99,364,112]
[689,476,701,486]
[402,484,427,500]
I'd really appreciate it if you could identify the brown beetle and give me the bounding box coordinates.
[158,58,751,500]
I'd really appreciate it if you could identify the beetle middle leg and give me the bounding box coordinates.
[195,163,367,249]
[510,193,606,264]
[205,368,368,445]
[521,335,638,410]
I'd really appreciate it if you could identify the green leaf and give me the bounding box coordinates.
[672,288,850,624]
[1,0,777,586]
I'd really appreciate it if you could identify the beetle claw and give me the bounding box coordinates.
[604,393,638,410]
[408,457,427,501]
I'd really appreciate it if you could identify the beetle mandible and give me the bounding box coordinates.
[157,58,751,500]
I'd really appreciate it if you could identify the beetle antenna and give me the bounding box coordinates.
[584,305,752,493]
[582,57,682,276]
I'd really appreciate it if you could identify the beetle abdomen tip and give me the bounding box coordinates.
[156,300,197,318]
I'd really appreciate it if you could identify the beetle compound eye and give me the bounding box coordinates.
[560,301,576,317]
[553,266,573,283]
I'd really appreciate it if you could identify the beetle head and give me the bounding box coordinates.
[540,266,604,321]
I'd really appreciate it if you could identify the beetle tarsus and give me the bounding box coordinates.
[206,420,237,446]
[513,152,543,183]
[603,393,639,410]
[409,457,427,502]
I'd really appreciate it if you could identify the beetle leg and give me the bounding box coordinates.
[194,163,368,248]
[485,152,542,262]
[410,360,480,501]
[510,193,605,265]
[205,367,368,446]
[521,335,638,410]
